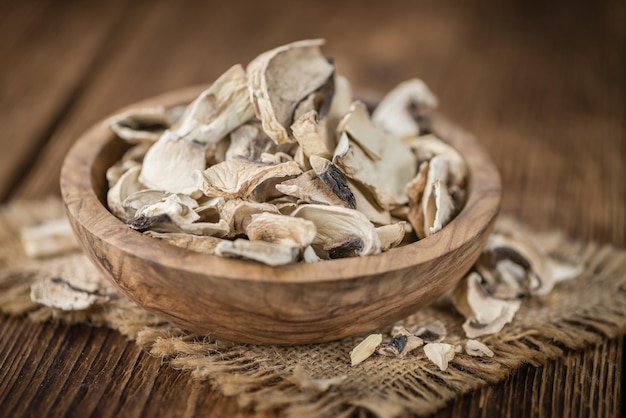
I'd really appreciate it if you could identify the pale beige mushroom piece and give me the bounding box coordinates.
[452,272,522,338]
[406,161,429,239]
[218,198,280,236]
[372,79,438,138]
[302,245,321,263]
[107,165,144,221]
[336,101,384,160]
[226,121,279,161]
[348,178,392,225]
[106,159,141,189]
[122,189,171,218]
[30,277,109,311]
[334,128,416,209]
[247,39,335,144]
[291,204,381,257]
[171,64,254,146]
[410,320,447,343]
[140,130,206,195]
[275,170,345,207]
[144,231,222,254]
[246,212,316,247]
[375,222,406,251]
[195,157,302,198]
[421,155,455,236]
[107,105,185,143]
[350,333,382,366]
[405,134,467,188]
[21,218,79,258]
[215,239,300,266]
[423,343,456,371]
[291,110,333,159]
[465,339,494,357]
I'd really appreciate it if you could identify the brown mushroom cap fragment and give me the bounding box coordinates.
[246,212,316,247]
[139,130,206,195]
[215,239,300,266]
[372,79,438,139]
[291,204,381,257]
[247,39,335,144]
[195,157,302,198]
[107,105,185,144]
[171,64,254,146]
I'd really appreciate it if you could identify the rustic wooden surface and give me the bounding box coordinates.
[0,0,623,416]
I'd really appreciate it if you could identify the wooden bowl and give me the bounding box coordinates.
[60,85,501,345]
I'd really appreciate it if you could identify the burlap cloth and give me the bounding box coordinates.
[1,197,625,418]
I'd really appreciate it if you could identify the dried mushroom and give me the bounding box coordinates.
[423,343,456,371]
[372,79,438,138]
[289,365,347,392]
[21,218,79,258]
[104,40,469,265]
[350,333,382,366]
[465,339,494,357]
[247,39,335,144]
[30,277,109,311]
[378,327,423,357]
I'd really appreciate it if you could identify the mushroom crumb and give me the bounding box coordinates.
[105,40,468,265]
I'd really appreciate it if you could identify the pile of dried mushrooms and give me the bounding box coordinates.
[106,39,468,265]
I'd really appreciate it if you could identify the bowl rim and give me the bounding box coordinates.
[60,84,501,284]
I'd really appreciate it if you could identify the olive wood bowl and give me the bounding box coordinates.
[61,85,501,345]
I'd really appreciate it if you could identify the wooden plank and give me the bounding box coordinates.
[0,0,128,200]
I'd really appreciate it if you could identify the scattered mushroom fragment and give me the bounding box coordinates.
[21,218,79,258]
[289,365,347,392]
[30,277,109,311]
[465,339,494,357]
[372,79,438,138]
[410,320,447,343]
[423,343,456,371]
[215,239,300,266]
[247,39,335,144]
[350,333,382,366]
[378,327,424,357]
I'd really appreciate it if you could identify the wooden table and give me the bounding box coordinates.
[0,0,623,416]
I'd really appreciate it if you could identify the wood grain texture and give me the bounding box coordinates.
[0,0,623,416]
[60,86,500,344]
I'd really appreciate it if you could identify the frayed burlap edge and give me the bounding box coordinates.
[1,198,625,418]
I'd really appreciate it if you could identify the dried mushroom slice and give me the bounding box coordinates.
[378,328,423,357]
[410,320,447,343]
[219,199,280,236]
[171,64,254,146]
[309,156,356,209]
[275,170,345,207]
[21,218,79,258]
[215,239,300,266]
[30,277,109,311]
[140,130,206,195]
[291,204,381,258]
[226,121,280,161]
[406,161,429,238]
[465,339,494,357]
[405,134,467,188]
[245,212,316,247]
[372,79,438,138]
[195,157,302,198]
[291,111,333,159]
[247,39,335,144]
[144,231,221,254]
[452,272,522,338]
[422,156,455,236]
[423,343,456,371]
[375,223,406,251]
[334,102,417,207]
[107,105,185,143]
[350,333,382,366]
[107,165,144,221]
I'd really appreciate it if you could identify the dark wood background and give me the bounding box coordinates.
[0,0,623,416]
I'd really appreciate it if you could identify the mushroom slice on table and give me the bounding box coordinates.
[195,157,302,198]
[291,204,381,258]
[465,339,494,358]
[350,334,382,366]
[170,64,254,146]
[215,239,300,266]
[372,79,438,139]
[423,343,456,371]
[107,105,185,143]
[247,39,335,145]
